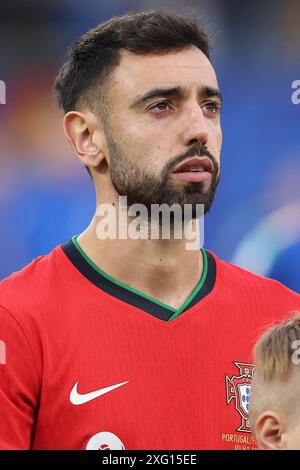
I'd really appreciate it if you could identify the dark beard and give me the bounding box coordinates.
[108,134,219,217]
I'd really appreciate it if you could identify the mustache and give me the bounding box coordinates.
[164,144,218,175]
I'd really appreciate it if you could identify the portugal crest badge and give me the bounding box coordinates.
[225,362,254,433]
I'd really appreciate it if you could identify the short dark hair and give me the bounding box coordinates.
[55,10,211,114]
[54,10,211,176]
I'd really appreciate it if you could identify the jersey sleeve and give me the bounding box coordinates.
[0,305,41,449]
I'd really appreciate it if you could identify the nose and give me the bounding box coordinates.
[181,103,209,147]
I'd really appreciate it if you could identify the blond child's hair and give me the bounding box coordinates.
[250,312,300,429]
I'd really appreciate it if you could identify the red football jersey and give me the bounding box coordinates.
[0,237,299,450]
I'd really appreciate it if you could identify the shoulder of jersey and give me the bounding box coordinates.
[0,244,65,315]
[209,249,300,302]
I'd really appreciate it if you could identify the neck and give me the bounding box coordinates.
[76,210,204,310]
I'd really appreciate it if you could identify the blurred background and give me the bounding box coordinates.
[0,0,299,291]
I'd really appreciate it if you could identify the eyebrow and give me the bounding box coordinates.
[130,85,223,108]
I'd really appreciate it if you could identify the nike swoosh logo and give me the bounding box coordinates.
[70,380,129,405]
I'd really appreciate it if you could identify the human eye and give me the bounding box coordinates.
[148,101,172,113]
[202,101,221,116]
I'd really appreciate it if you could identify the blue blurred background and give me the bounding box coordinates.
[0,0,300,291]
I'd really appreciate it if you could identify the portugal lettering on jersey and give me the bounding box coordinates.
[0,237,299,449]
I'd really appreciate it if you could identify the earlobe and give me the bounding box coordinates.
[63,110,107,169]
[254,411,286,450]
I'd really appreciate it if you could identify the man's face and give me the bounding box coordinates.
[103,46,222,215]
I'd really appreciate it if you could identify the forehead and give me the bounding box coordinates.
[110,46,219,102]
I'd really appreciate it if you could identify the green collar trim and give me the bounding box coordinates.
[167,248,208,321]
[72,235,208,317]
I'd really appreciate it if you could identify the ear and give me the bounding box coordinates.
[254,411,287,450]
[63,110,107,171]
